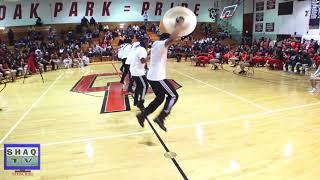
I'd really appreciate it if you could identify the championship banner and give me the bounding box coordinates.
[266,0,275,10]
[310,0,320,27]
[0,0,218,27]
[256,1,264,12]
[255,23,263,32]
[265,22,274,32]
[256,12,264,22]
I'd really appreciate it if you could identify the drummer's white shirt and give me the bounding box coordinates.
[147,40,168,81]
[125,42,140,65]
[122,43,132,60]
[117,44,124,59]
[130,46,148,76]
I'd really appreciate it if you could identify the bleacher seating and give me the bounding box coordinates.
[0,22,236,63]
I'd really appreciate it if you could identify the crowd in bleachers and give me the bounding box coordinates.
[2,19,320,94]
[168,35,320,76]
[166,35,320,93]
[228,37,320,75]
[191,37,226,68]
[0,17,153,83]
[150,24,160,35]
[1,24,91,82]
[168,36,228,69]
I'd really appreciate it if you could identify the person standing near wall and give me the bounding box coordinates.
[143,11,149,26]
[8,29,14,46]
[119,39,134,92]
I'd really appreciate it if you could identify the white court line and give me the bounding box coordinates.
[170,68,270,112]
[0,73,64,145]
[1,100,319,151]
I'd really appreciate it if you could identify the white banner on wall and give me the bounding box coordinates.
[0,0,219,27]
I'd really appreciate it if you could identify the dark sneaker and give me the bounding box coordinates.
[154,118,167,132]
[127,88,134,93]
[136,113,145,128]
[239,70,246,74]
[137,101,145,110]
[214,65,218,70]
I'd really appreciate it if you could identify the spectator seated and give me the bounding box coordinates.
[195,53,213,67]
[0,64,16,82]
[309,65,320,93]
[252,51,266,66]
[210,52,223,70]
[229,52,240,67]
[223,51,234,64]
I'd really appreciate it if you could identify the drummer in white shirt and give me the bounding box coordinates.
[121,40,141,92]
[136,18,184,131]
[130,37,149,109]
[119,39,133,91]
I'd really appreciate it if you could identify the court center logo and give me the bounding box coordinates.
[71,73,182,113]
[4,144,41,176]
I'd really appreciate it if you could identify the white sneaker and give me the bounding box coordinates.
[122,83,127,90]
[309,88,317,94]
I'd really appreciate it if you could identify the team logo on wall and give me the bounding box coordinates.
[208,8,219,22]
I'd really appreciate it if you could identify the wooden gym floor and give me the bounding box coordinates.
[1,60,320,180]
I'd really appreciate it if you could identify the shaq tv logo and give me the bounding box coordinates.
[4,144,40,171]
[208,8,219,22]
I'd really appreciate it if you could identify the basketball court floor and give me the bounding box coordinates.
[1,60,320,179]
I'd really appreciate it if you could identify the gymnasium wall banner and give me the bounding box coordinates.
[266,0,276,10]
[309,0,320,27]
[255,1,264,12]
[0,0,219,27]
[256,12,264,22]
[255,23,263,32]
[265,22,274,32]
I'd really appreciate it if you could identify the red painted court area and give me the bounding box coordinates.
[71,73,120,93]
[71,71,182,113]
[100,79,182,113]
[101,82,130,113]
